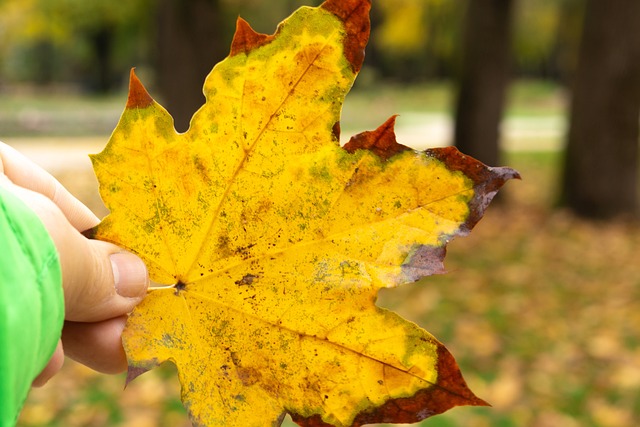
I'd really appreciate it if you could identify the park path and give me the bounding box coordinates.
[3,113,564,175]
[3,136,105,175]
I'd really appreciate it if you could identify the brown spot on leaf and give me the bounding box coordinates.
[217,235,232,257]
[193,155,212,185]
[322,0,370,73]
[235,273,258,286]
[126,68,154,109]
[230,17,274,56]
[236,366,261,387]
[234,242,257,259]
[343,115,411,160]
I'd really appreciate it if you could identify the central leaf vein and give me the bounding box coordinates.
[184,34,340,278]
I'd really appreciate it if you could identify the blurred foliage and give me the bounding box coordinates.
[513,0,585,80]
[0,0,586,91]
[0,0,153,88]
[370,0,586,82]
[371,0,463,81]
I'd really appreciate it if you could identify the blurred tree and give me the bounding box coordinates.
[372,0,463,81]
[548,0,585,83]
[0,0,68,84]
[0,0,590,93]
[0,0,151,91]
[561,0,640,218]
[154,0,322,132]
[61,0,153,92]
[511,0,585,81]
[512,0,559,76]
[370,0,584,84]
[454,0,515,167]
[155,0,229,132]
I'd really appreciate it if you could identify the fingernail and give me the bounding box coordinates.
[110,252,149,298]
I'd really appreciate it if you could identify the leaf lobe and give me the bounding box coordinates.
[343,115,411,160]
[425,147,521,233]
[230,17,274,56]
[126,68,154,109]
[322,0,371,72]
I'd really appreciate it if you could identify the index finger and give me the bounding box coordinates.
[0,141,99,231]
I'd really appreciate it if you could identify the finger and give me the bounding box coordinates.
[61,317,129,374]
[1,181,148,321]
[32,341,65,387]
[0,141,99,231]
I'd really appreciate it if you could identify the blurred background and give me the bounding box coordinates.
[2,0,639,426]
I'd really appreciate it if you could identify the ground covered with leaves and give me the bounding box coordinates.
[16,149,639,427]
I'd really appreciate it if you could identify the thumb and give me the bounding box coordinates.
[62,238,149,322]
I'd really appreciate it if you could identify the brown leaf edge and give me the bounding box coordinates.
[404,145,519,280]
[322,0,371,73]
[229,0,370,75]
[344,116,520,281]
[290,345,489,427]
[425,146,521,234]
[343,115,411,160]
[229,17,274,56]
[125,363,154,387]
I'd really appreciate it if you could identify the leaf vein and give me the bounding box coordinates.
[184,34,340,277]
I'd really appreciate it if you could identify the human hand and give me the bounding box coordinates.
[0,142,149,386]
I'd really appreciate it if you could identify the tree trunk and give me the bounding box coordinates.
[454,0,515,167]
[91,26,114,93]
[156,0,228,132]
[561,0,640,218]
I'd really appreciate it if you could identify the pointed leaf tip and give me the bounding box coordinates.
[291,344,487,426]
[230,17,274,56]
[343,115,411,160]
[425,146,520,232]
[322,0,371,72]
[125,364,151,387]
[126,68,154,109]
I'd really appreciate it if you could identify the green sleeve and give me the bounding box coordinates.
[0,185,64,426]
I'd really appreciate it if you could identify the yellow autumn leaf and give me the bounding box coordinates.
[89,0,518,426]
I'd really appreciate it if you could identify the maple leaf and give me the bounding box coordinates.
[89,0,519,426]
